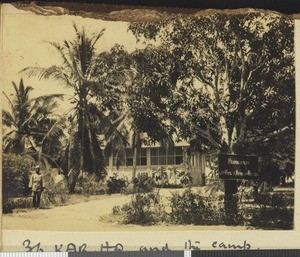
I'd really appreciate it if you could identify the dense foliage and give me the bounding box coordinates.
[2,153,35,212]
[4,12,294,196]
[2,154,34,198]
[129,13,294,161]
[22,25,108,192]
[169,189,225,225]
[251,192,294,229]
[133,172,156,193]
[118,193,166,225]
[2,79,64,165]
[107,173,129,194]
[113,189,294,229]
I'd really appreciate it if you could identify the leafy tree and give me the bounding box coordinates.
[2,79,64,166]
[92,45,175,180]
[129,13,294,159]
[21,25,107,192]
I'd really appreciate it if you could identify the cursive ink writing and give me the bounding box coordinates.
[140,243,170,251]
[21,238,253,251]
[185,240,201,251]
[22,239,44,252]
[100,241,124,251]
[212,240,251,250]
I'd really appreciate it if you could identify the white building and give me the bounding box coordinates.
[106,142,206,186]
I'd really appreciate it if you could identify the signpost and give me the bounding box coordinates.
[218,154,259,225]
[218,154,258,179]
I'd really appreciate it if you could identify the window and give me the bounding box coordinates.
[137,148,147,166]
[150,147,184,166]
[113,148,147,166]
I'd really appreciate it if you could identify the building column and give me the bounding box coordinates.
[146,148,151,174]
[191,152,206,186]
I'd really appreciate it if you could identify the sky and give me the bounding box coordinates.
[1,4,147,112]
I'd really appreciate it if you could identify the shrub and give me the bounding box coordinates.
[152,165,193,188]
[119,193,167,225]
[6,197,32,210]
[107,173,128,194]
[255,193,294,207]
[152,167,168,187]
[250,192,294,229]
[169,189,225,225]
[122,183,135,195]
[2,153,35,213]
[176,170,193,187]
[250,206,293,229]
[2,153,35,198]
[75,174,107,195]
[133,173,156,193]
[3,200,14,213]
[42,172,70,207]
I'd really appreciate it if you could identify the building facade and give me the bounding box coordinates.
[106,142,206,186]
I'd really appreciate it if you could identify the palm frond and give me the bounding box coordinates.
[31,94,64,104]
[41,116,67,146]
[72,23,81,41]
[2,91,14,110]
[91,28,105,49]
[11,81,20,101]
[45,41,73,71]
[2,130,19,153]
[20,66,75,89]
[3,129,18,142]
[2,110,15,127]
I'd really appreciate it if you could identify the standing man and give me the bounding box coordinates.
[29,165,44,209]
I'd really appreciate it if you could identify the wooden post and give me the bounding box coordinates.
[224,180,238,225]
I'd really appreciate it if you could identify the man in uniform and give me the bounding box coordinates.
[28,165,44,209]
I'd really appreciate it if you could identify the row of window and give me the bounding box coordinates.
[112,147,185,166]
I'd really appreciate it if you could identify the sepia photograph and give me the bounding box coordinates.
[1,3,295,235]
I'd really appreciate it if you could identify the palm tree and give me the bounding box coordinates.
[2,78,65,166]
[21,24,107,192]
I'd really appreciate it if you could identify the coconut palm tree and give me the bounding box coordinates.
[2,78,65,166]
[21,24,107,192]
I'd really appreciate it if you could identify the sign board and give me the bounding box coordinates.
[218,154,258,179]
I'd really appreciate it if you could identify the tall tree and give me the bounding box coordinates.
[2,79,64,166]
[21,24,107,191]
[91,44,174,180]
[129,13,294,157]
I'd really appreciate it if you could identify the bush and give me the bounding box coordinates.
[42,172,70,207]
[75,174,107,195]
[152,167,168,186]
[255,193,294,207]
[122,183,135,195]
[250,192,294,229]
[176,170,193,187]
[2,153,35,213]
[151,165,193,188]
[107,173,128,194]
[133,173,156,193]
[6,197,32,210]
[2,153,35,198]
[169,189,225,225]
[251,206,293,229]
[3,200,14,213]
[119,193,167,225]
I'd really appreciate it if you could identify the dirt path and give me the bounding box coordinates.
[2,194,132,231]
[3,190,250,231]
